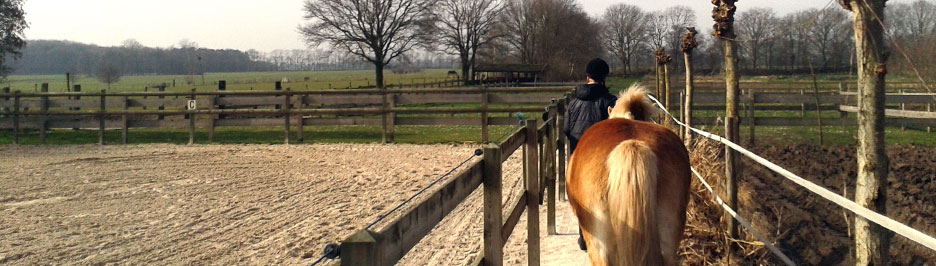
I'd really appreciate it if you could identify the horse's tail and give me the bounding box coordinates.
[606,139,660,265]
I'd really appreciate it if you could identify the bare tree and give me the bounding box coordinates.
[299,0,434,89]
[647,6,696,71]
[502,0,601,80]
[0,0,27,79]
[601,4,648,75]
[504,0,540,63]
[804,8,851,70]
[647,11,668,50]
[736,8,777,71]
[435,0,504,83]
[96,61,122,90]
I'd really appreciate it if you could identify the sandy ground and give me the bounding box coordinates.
[0,143,531,265]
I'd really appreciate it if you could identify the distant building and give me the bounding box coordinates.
[473,64,547,84]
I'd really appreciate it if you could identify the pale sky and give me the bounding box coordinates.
[21,0,913,52]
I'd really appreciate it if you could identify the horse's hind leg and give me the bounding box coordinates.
[656,172,689,266]
[581,227,610,266]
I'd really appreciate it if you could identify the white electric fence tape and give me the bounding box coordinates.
[644,93,936,253]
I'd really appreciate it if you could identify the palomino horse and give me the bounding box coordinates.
[566,84,691,266]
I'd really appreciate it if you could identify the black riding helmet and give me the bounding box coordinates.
[585,58,610,82]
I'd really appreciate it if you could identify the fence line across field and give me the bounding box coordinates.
[645,93,936,254]
[0,86,576,144]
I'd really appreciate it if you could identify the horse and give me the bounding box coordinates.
[566,84,691,266]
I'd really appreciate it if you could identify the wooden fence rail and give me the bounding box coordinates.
[340,100,566,266]
[3,86,932,145]
[0,87,573,144]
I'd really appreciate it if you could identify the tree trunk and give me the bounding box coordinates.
[846,0,890,265]
[724,38,741,242]
[684,51,694,145]
[375,63,385,90]
[664,64,672,112]
[461,56,471,85]
[376,62,388,144]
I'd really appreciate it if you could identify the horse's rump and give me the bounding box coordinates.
[606,139,660,265]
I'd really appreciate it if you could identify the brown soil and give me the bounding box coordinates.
[734,144,936,265]
[0,144,528,265]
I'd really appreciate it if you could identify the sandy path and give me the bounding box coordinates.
[0,143,519,265]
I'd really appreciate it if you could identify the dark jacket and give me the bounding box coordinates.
[564,83,617,153]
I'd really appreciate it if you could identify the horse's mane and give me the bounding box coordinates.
[609,83,658,121]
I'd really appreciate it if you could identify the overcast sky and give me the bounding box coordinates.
[22,0,915,52]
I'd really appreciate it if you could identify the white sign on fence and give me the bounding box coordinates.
[187,100,197,110]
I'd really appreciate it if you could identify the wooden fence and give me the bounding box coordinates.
[669,90,936,126]
[340,100,567,266]
[0,86,572,144]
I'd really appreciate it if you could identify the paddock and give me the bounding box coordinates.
[0,143,529,265]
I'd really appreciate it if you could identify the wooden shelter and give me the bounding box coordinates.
[474,64,547,84]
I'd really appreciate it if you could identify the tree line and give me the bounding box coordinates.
[4,0,933,85]
[11,39,277,76]
[602,1,936,77]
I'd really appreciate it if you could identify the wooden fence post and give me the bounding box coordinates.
[13,91,20,144]
[158,85,165,120]
[217,80,226,120]
[73,85,81,130]
[556,97,568,202]
[99,90,106,145]
[39,83,48,144]
[682,27,699,145]
[284,88,291,144]
[545,104,557,235]
[297,93,305,143]
[800,88,807,118]
[900,89,906,130]
[928,104,932,133]
[189,88,196,145]
[340,230,379,266]
[388,92,396,142]
[843,0,889,264]
[2,87,8,118]
[748,90,756,146]
[482,143,504,266]
[524,118,541,266]
[122,96,129,144]
[209,95,217,143]
[481,86,489,143]
[714,0,740,244]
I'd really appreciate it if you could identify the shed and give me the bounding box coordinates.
[473,64,547,84]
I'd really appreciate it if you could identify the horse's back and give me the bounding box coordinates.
[573,118,688,166]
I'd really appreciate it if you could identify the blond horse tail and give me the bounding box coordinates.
[606,139,660,265]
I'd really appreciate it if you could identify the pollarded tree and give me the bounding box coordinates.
[601,4,648,75]
[435,0,504,84]
[0,0,28,79]
[299,0,434,89]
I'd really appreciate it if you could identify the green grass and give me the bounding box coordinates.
[2,69,455,93]
[605,77,643,94]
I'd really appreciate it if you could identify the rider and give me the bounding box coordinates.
[565,58,617,154]
[564,58,617,251]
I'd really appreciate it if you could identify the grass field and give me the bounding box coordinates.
[1,69,457,93]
